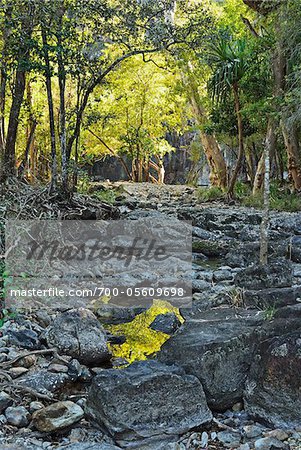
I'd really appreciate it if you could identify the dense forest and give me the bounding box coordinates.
[0,0,301,200]
[1,2,301,450]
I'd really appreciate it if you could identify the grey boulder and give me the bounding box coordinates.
[158,307,264,410]
[44,308,111,365]
[85,360,212,448]
[234,260,292,290]
[244,331,301,428]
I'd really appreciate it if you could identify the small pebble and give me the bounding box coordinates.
[243,424,265,439]
[211,431,217,440]
[18,354,36,368]
[0,391,13,414]
[5,406,30,427]
[48,363,69,373]
[8,366,29,378]
[255,437,289,450]
[29,401,44,414]
[0,414,7,425]
[232,401,243,412]
[239,444,251,450]
[264,429,289,441]
[200,431,209,447]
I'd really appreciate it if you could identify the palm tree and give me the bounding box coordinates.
[208,38,250,197]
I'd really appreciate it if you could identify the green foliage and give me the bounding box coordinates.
[77,171,91,195]
[197,186,224,202]
[270,189,301,212]
[240,183,301,212]
[85,55,184,164]
[263,305,277,321]
[225,287,245,308]
[92,189,116,205]
[208,37,251,103]
[234,181,251,198]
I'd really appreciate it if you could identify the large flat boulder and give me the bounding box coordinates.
[234,261,293,290]
[243,286,301,309]
[158,308,265,411]
[85,360,212,448]
[244,331,301,428]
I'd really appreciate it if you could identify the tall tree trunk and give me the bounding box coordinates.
[0,4,11,158]
[228,83,244,198]
[260,121,273,265]
[187,76,227,189]
[41,26,57,192]
[3,71,26,176]
[56,11,67,193]
[1,3,34,179]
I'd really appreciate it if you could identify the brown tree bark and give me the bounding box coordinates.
[188,75,227,189]
[3,70,27,176]
[253,120,276,194]
[243,0,280,15]
[1,3,34,178]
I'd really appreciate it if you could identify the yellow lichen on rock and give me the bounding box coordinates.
[107,300,183,364]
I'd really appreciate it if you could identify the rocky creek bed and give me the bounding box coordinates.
[0,183,301,450]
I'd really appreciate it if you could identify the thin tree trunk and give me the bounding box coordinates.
[56,13,67,194]
[228,84,244,197]
[19,80,37,178]
[260,123,272,265]
[253,120,277,194]
[41,26,57,192]
[18,120,37,177]
[245,145,255,185]
[72,77,81,191]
